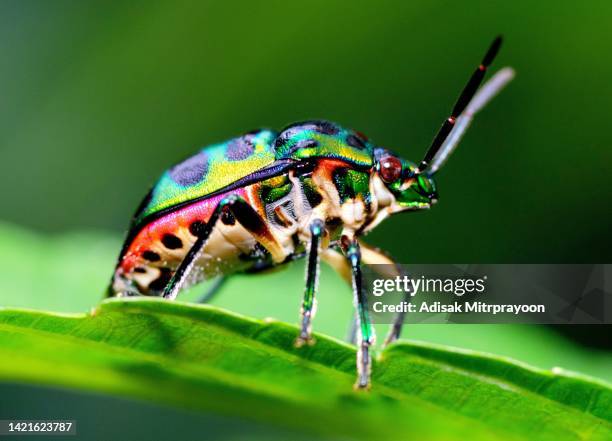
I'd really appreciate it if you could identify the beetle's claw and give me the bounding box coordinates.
[354,341,372,390]
[353,379,371,391]
[295,311,316,347]
[294,333,316,348]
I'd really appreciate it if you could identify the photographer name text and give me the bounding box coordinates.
[371,275,546,315]
[372,301,545,314]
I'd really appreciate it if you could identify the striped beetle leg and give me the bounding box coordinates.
[295,218,325,347]
[342,237,375,389]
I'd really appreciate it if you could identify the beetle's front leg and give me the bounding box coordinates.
[295,219,325,346]
[358,242,412,347]
[323,242,411,347]
[341,236,375,389]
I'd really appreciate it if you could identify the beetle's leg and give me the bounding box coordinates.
[322,248,352,284]
[359,241,412,347]
[341,237,375,389]
[346,317,358,345]
[195,276,227,304]
[295,219,325,347]
[321,248,357,343]
[323,244,411,346]
[163,195,284,300]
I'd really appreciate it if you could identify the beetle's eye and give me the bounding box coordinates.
[379,156,402,183]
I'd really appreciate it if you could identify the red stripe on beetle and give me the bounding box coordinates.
[120,188,249,273]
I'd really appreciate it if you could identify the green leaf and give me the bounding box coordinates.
[0,299,610,441]
[1,221,611,383]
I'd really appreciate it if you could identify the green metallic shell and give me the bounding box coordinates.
[133,121,376,228]
[273,121,374,168]
[134,130,277,226]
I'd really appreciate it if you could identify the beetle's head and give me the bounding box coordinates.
[373,148,438,211]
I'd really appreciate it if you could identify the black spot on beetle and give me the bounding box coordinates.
[142,250,161,262]
[189,220,206,237]
[280,120,339,135]
[315,121,339,135]
[168,151,209,186]
[297,139,319,150]
[161,234,183,250]
[149,268,172,292]
[133,267,147,273]
[347,134,366,149]
[275,121,339,150]
[225,137,254,161]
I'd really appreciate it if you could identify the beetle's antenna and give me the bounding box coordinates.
[427,67,515,174]
[416,36,503,174]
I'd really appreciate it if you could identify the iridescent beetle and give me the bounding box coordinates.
[109,37,513,388]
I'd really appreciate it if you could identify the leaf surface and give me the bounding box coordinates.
[0,299,610,441]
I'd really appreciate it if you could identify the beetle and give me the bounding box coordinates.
[109,37,513,388]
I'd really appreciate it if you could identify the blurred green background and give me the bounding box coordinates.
[1,0,611,262]
[0,1,611,438]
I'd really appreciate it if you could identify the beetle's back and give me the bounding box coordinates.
[134,130,278,228]
[111,121,379,297]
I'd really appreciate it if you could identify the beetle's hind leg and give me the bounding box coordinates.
[295,219,325,347]
[163,195,285,300]
[195,276,227,304]
[345,317,358,345]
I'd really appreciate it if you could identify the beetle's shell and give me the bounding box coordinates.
[273,121,373,167]
[134,130,278,227]
[112,121,377,296]
[132,122,374,229]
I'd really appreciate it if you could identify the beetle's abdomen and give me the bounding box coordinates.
[112,187,268,296]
